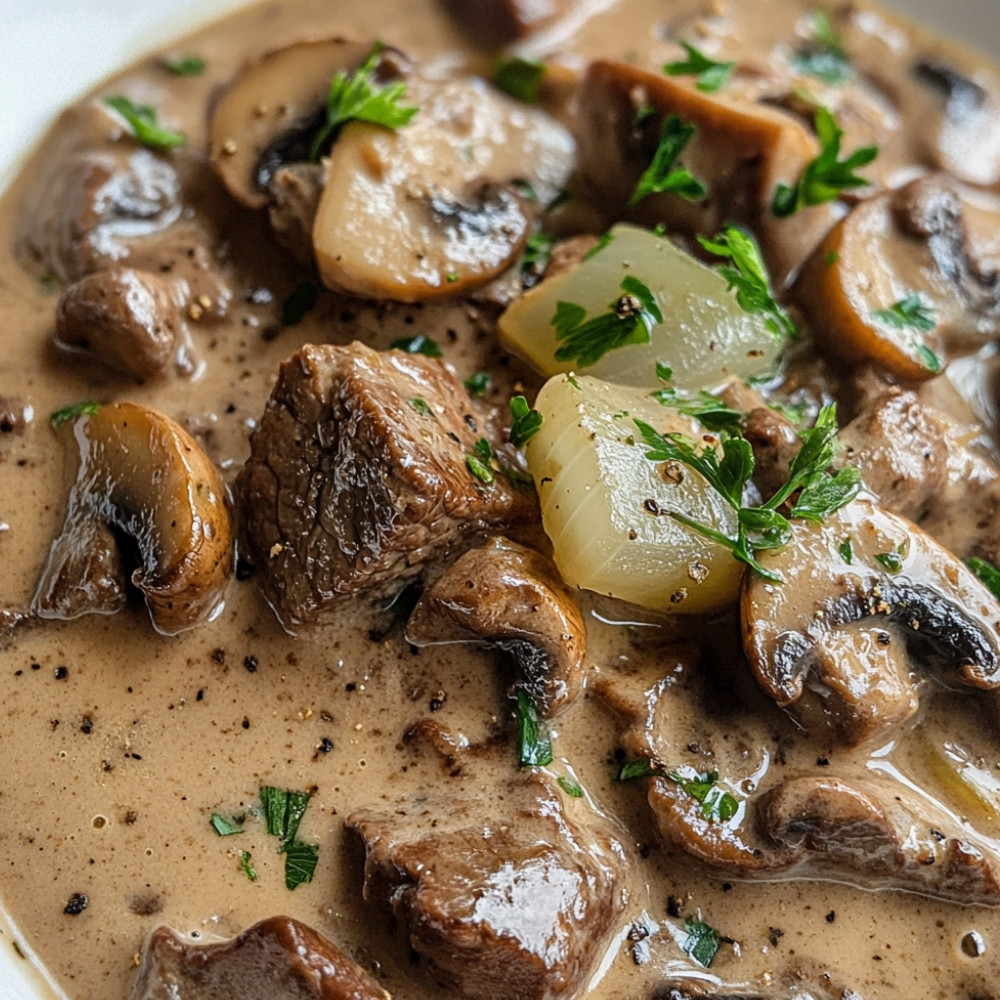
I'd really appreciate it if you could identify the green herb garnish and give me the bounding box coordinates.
[772,106,877,216]
[667,768,738,822]
[390,334,443,358]
[557,775,584,797]
[210,813,244,836]
[663,41,735,93]
[464,371,492,398]
[492,56,546,102]
[615,758,662,781]
[966,556,1000,601]
[408,396,433,417]
[259,786,311,846]
[698,226,798,341]
[875,550,903,573]
[584,231,615,260]
[791,8,851,84]
[50,400,100,427]
[522,232,555,279]
[310,42,418,161]
[516,690,553,768]
[509,396,543,448]
[239,851,258,881]
[552,275,664,367]
[651,364,746,434]
[682,916,721,967]
[467,438,495,484]
[161,54,206,76]
[628,114,707,207]
[838,536,854,564]
[871,293,936,332]
[281,282,318,327]
[104,96,186,150]
[635,404,860,581]
[281,840,319,891]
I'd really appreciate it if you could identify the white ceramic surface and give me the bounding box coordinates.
[0,0,996,996]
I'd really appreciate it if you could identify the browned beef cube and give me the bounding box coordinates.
[237,342,537,630]
[130,915,388,1000]
[347,772,627,1000]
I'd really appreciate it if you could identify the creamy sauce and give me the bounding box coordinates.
[1,1,999,998]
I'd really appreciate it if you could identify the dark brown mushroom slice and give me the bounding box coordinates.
[573,60,836,288]
[405,536,586,717]
[33,402,233,635]
[442,0,573,47]
[54,267,179,381]
[130,915,389,1000]
[764,775,1000,905]
[742,497,1000,745]
[208,38,381,210]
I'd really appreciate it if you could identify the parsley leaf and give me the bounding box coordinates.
[161,54,206,76]
[310,42,418,161]
[464,371,492,398]
[239,851,258,881]
[697,226,798,341]
[552,275,664,367]
[871,293,936,332]
[628,114,707,207]
[682,916,721,967]
[875,550,903,573]
[966,556,1000,601]
[467,438,495,484]
[772,106,877,216]
[615,759,663,781]
[493,56,546,102]
[282,840,319,890]
[50,400,100,427]
[509,396,543,448]
[791,8,851,84]
[663,41,735,93]
[390,334,443,357]
[516,690,553,767]
[210,813,244,836]
[408,396,433,416]
[104,96,187,150]
[838,536,854,564]
[259,786,311,846]
[522,232,555,282]
[667,768,738,822]
[281,282,318,327]
[557,775,585,797]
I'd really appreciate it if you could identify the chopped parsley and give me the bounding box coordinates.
[791,8,851,84]
[635,404,860,581]
[557,775,584,797]
[552,275,663,367]
[310,42,418,161]
[492,56,546,102]
[281,282,318,327]
[875,549,904,573]
[682,916,721,967]
[584,231,615,261]
[915,344,943,373]
[260,786,311,845]
[651,363,746,434]
[628,114,707,207]
[667,768,738,822]
[615,758,662,781]
[239,851,258,881]
[871,293,936,332]
[50,400,100,427]
[838,536,854,564]
[522,232,556,281]
[697,226,798,341]
[772,106,877,216]
[407,396,433,417]
[161,54,206,76]
[389,334,443,358]
[509,396,543,448]
[516,690,553,768]
[210,813,244,836]
[966,556,1000,601]
[464,371,492,398]
[104,96,187,150]
[281,840,319,891]
[663,41,735,93]
[467,438,495,484]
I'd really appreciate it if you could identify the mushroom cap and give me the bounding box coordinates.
[33,402,233,635]
[742,496,1000,744]
[405,536,586,717]
[209,37,376,210]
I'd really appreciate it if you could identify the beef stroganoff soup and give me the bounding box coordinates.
[2,1,1000,998]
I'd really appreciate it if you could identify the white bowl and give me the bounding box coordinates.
[0,0,996,996]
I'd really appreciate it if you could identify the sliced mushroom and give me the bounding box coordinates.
[573,61,836,287]
[313,73,573,301]
[442,0,573,47]
[742,496,1000,745]
[33,403,232,635]
[405,536,586,717]
[209,38,377,210]
[764,775,1000,905]
[796,175,1000,380]
[54,268,179,381]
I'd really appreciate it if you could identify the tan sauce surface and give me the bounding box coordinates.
[0,1,999,998]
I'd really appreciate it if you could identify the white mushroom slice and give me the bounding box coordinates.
[209,38,376,209]
[32,403,233,635]
[312,75,574,301]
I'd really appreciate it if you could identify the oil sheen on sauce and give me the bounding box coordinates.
[0,1,998,998]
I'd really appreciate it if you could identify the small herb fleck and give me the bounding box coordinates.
[50,400,100,427]
[838,536,854,564]
[492,56,546,103]
[791,8,851,84]
[463,371,492,398]
[516,690,553,768]
[628,114,707,207]
[104,95,187,149]
[966,555,1000,602]
[161,54,206,76]
[663,40,735,92]
[210,813,244,836]
[557,775,584,797]
[408,396,433,417]
[239,851,258,882]
[509,396,543,448]
[682,916,721,967]
[871,293,936,333]
[389,334,443,358]
[874,550,903,573]
[615,758,662,781]
[281,840,319,891]
[667,768,738,822]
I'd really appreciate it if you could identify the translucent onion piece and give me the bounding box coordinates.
[500,224,780,389]
[525,374,743,613]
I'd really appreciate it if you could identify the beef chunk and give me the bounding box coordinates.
[347,771,627,1000]
[238,342,537,630]
[130,916,388,1000]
